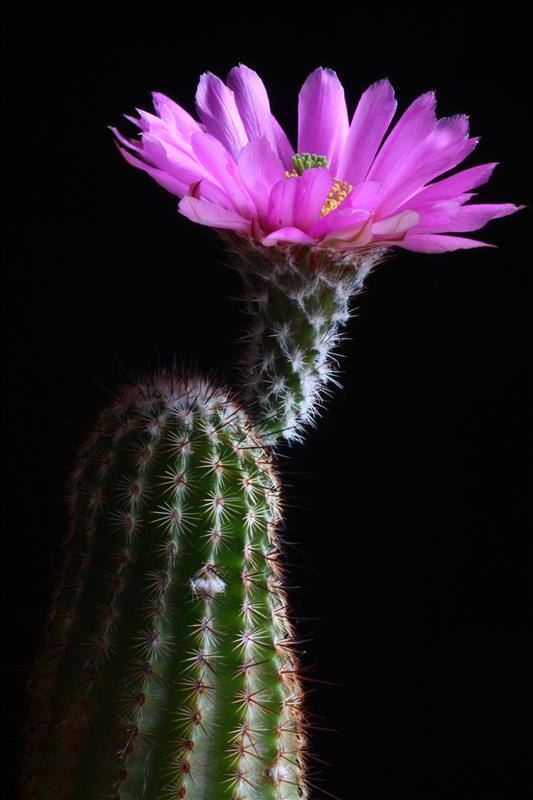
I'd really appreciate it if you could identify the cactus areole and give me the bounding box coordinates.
[22,373,307,800]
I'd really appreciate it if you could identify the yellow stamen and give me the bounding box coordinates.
[283,171,353,217]
[320,178,352,217]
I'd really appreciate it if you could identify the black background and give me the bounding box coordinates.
[7,18,531,797]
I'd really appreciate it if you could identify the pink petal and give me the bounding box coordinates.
[400,193,475,217]
[178,195,251,232]
[261,227,317,247]
[131,108,167,133]
[338,79,397,186]
[377,116,479,216]
[408,201,463,231]
[226,64,278,153]
[186,176,238,208]
[141,132,210,181]
[324,214,375,249]
[195,71,248,160]
[237,136,285,220]
[152,92,202,143]
[309,207,370,238]
[342,180,383,212]
[109,125,143,154]
[402,162,498,208]
[372,210,420,238]
[294,167,334,231]
[368,91,437,184]
[399,233,494,253]
[298,67,349,174]
[190,132,254,217]
[131,109,199,157]
[416,202,522,234]
[117,130,216,199]
[115,144,189,196]
[271,114,295,169]
[114,119,227,200]
[265,168,332,233]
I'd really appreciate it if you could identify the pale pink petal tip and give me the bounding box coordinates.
[400,234,496,253]
[112,65,520,256]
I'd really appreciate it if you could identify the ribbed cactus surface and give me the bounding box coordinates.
[22,372,307,800]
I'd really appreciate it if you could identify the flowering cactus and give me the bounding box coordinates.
[22,66,520,800]
[112,64,521,442]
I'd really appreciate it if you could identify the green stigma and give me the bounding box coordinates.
[291,152,329,175]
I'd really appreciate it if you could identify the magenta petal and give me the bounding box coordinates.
[343,181,383,212]
[265,168,332,233]
[237,136,285,220]
[417,202,521,234]
[324,214,375,248]
[338,79,397,185]
[261,227,317,247]
[403,163,498,208]
[368,91,437,184]
[132,108,167,133]
[309,207,370,238]
[152,92,202,142]
[143,132,208,175]
[226,64,278,153]
[377,116,479,217]
[271,114,295,169]
[186,176,237,209]
[400,233,493,253]
[195,71,248,160]
[115,144,188,196]
[190,132,254,217]
[293,168,333,231]
[265,176,298,231]
[132,109,199,156]
[298,67,349,174]
[408,201,463,231]
[110,126,143,153]
[178,195,251,232]
[122,131,218,197]
[372,210,420,238]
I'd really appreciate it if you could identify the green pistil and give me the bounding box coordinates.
[291,152,329,175]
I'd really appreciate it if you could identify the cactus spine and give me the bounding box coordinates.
[22,372,307,800]
[221,233,387,444]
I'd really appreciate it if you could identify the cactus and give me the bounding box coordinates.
[22,372,307,800]
[23,64,521,800]
[223,232,387,444]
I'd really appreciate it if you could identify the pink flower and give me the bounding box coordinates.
[112,65,521,254]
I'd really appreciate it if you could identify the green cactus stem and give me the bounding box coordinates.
[220,232,388,444]
[21,372,307,800]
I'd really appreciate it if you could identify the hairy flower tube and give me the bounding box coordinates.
[112,64,520,254]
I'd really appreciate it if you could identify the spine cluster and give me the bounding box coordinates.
[22,372,307,800]
[221,233,387,444]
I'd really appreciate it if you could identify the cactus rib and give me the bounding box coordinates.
[21,371,307,800]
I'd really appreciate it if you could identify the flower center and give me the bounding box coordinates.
[284,153,353,217]
[320,178,353,217]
